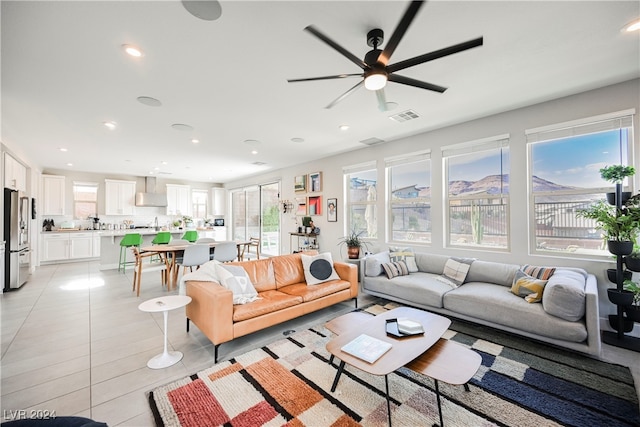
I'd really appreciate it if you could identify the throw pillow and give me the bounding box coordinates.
[440,257,473,288]
[511,269,547,303]
[388,246,418,273]
[364,251,391,277]
[381,260,409,279]
[522,264,556,280]
[301,252,340,285]
[214,263,259,305]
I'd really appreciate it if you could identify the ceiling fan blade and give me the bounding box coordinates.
[376,89,388,112]
[325,80,364,109]
[387,37,483,74]
[305,25,369,70]
[287,73,362,83]
[388,74,447,93]
[377,0,425,66]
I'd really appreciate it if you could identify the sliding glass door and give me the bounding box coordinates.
[231,181,281,256]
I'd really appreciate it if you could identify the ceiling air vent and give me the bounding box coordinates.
[359,137,386,146]
[389,109,420,123]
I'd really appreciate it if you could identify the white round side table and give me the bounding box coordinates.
[138,295,192,369]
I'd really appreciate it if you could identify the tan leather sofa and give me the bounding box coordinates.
[185,252,358,362]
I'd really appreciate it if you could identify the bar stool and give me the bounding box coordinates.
[152,231,172,245]
[119,233,143,272]
[182,230,198,242]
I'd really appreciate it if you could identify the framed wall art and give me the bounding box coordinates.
[308,172,322,192]
[294,174,307,192]
[307,195,322,216]
[327,198,337,222]
[295,197,307,215]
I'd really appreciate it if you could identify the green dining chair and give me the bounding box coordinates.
[182,230,198,243]
[119,233,143,272]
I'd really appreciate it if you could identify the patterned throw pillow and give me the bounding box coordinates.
[439,257,473,288]
[511,269,548,303]
[301,252,340,285]
[214,263,259,305]
[522,264,556,280]
[389,247,418,273]
[382,260,409,279]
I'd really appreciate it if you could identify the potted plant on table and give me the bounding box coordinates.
[600,165,635,205]
[338,229,368,259]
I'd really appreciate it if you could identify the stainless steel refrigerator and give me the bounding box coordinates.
[4,188,30,290]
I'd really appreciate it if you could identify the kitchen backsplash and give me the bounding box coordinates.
[42,214,223,231]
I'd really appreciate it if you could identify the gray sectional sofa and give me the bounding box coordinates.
[363,251,601,356]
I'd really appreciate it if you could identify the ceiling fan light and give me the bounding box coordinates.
[364,73,387,91]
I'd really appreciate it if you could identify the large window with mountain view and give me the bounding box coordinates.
[443,136,510,249]
[527,111,634,257]
[386,152,431,243]
[344,162,377,239]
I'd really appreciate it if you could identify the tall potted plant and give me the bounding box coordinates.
[576,200,640,255]
[600,165,635,205]
[338,229,368,259]
[623,279,640,322]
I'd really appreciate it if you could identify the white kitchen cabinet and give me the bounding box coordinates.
[105,179,136,216]
[200,227,227,240]
[41,233,69,262]
[42,175,66,215]
[211,187,226,216]
[92,234,101,257]
[70,233,93,259]
[166,184,191,216]
[4,153,27,192]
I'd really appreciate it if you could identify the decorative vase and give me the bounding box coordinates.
[606,268,632,283]
[608,314,634,332]
[607,240,634,256]
[607,288,634,306]
[624,255,640,272]
[625,305,640,323]
[347,246,360,259]
[606,191,632,205]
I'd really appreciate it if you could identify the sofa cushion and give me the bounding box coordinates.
[365,251,391,277]
[273,253,307,287]
[542,269,586,321]
[228,258,276,292]
[389,247,418,272]
[214,263,259,305]
[414,253,450,275]
[443,282,587,342]
[301,252,340,285]
[511,270,547,303]
[466,260,520,287]
[232,290,302,322]
[382,260,409,279]
[279,280,351,302]
[364,272,452,308]
[523,264,556,280]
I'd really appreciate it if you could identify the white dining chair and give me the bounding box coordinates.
[173,244,211,284]
[196,237,217,260]
[213,241,237,263]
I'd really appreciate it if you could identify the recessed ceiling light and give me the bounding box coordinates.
[59,148,68,152]
[67,163,73,167]
[251,150,258,155]
[171,123,194,131]
[338,125,349,131]
[103,121,117,130]
[182,0,222,21]
[149,171,154,175]
[192,139,200,144]
[137,96,162,107]
[161,161,168,165]
[122,44,143,57]
[623,18,640,32]
[291,137,304,143]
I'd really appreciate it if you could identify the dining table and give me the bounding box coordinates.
[140,240,251,290]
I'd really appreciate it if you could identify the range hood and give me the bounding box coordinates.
[135,177,168,207]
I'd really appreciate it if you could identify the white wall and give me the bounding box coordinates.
[225,78,640,332]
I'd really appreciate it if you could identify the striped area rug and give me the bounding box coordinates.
[149,308,639,427]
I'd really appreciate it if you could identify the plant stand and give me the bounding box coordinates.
[602,183,640,352]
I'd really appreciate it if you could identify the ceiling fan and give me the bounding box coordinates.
[287,0,483,111]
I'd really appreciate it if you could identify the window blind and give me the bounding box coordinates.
[441,134,509,158]
[525,110,634,143]
[384,150,430,168]
[343,161,377,174]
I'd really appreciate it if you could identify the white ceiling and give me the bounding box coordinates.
[2,1,639,184]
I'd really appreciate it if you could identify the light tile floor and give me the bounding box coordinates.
[1,261,639,426]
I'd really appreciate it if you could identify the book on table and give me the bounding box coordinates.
[341,334,393,363]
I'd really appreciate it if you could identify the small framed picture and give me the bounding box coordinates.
[327,198,337,222]
[308,195,322,216]
[295,197,307,215]
[294,175,307,192]
[308,172,322,192]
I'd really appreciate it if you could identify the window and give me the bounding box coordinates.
[386,151,431,243]
[73,182,98,220]
[527,110,634,257]
[344,162,377,238]
[191,189,208,219]
[443,135,510,249]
